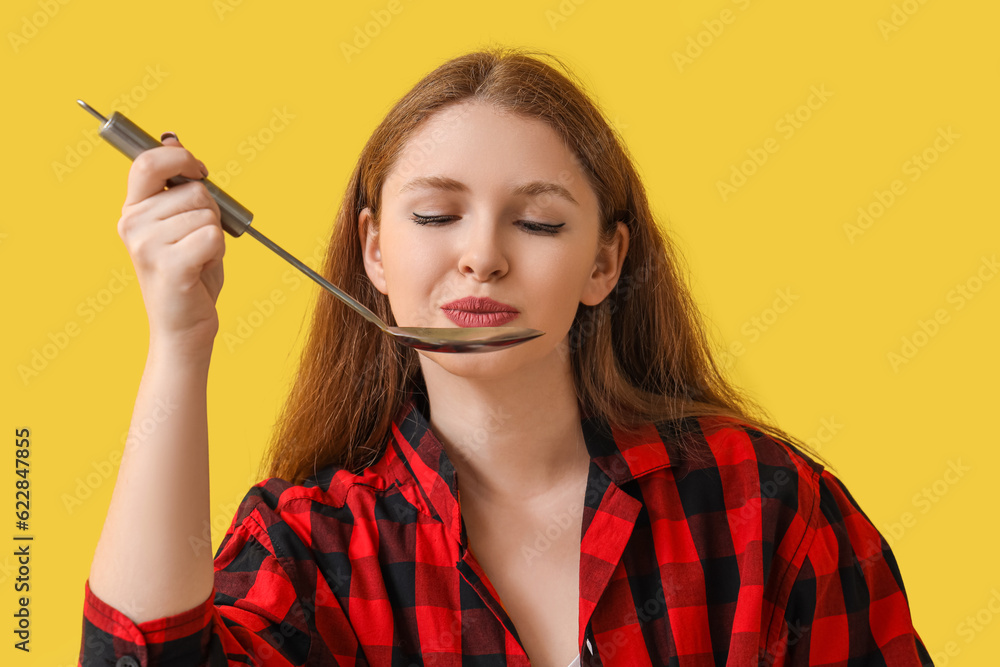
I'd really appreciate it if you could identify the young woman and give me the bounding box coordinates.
[78,47,932,667]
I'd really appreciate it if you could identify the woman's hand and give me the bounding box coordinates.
[117,134,225,354]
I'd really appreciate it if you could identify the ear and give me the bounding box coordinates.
[358,207,388,295]
[581,221,629,307]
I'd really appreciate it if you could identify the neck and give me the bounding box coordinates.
[417,349,590,506]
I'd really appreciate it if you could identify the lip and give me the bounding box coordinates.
[441,296,519,328]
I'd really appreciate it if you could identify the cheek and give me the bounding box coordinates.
[381,224,428,283]
[532,252,593,321]
[380,230,449,325]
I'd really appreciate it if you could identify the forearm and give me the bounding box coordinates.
[87,341,215,624]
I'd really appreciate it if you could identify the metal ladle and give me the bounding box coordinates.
[77,100,544,353]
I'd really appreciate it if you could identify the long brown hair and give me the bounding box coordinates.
[259,45,834,485]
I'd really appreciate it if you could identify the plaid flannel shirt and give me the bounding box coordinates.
[78,391,933,666]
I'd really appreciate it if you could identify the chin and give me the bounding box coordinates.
[418,337,551,379]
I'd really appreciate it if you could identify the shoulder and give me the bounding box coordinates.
[214,455,400,561]
[670,416,903,597]
[700,419,934,661]
[653,415,849,560]
[660,414,827,507]
[685,414,824,475]
[686,416,872,535]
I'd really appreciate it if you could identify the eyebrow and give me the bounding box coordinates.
[398,175,579,207]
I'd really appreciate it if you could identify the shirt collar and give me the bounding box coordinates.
[383,388,684,543]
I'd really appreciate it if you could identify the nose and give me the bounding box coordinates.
[457,222,509,281]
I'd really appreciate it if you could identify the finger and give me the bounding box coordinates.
[137,207,221,254]
[123,133,209,208]
[127,178,221,226]
[121,181,221,248]
[169,224,226,288]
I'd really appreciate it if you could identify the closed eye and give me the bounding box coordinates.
[409,213,565,235]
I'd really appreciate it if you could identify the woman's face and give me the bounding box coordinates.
[359,99,628,377]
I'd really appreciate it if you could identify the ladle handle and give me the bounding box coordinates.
[88,104,253,237]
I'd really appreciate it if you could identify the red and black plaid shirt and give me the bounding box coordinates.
[78,390,932,666]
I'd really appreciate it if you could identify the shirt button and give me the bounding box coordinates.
[116,656,140,667]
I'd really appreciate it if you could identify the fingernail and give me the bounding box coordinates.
[198,161,209,178]
[160,132,177,142]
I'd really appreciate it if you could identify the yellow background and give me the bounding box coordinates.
[2,0,997,664]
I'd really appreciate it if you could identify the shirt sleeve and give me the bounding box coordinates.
[77,484,329,667]
[767,468,934,666]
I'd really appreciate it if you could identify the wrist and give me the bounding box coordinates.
[147,332,216,370]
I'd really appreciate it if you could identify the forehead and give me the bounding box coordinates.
[383,101,597,208]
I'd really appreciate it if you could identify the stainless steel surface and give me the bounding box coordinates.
[78,100,545,353]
